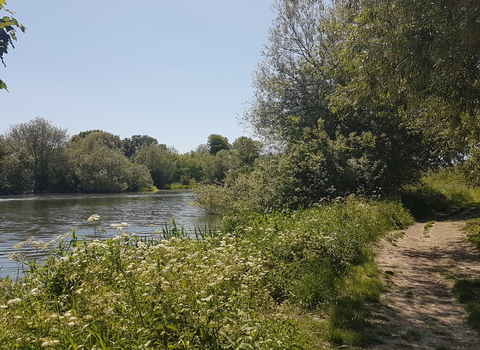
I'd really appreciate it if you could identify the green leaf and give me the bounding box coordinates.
[0,79,8,91]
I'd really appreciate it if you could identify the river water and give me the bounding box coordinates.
[0,191,219,278]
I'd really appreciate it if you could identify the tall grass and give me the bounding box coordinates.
[401,167,480,218]
[0,198,413,349]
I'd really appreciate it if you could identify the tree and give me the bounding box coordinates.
[0,1,25,90]
[207,134,230,155]
[240,0,436,200]
[67,131,151,192]
[175,154,204,184]
[231,136,262,167]
[5,118,69,192]
[330,0,480,160]
[0,136,29,193]
[123,135,158,158]
[243,0,336,145]
[71,130,123,150]
[134,144,178,189]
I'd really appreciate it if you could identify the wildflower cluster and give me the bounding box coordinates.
[0,198,412,349]
[0,231,299,349]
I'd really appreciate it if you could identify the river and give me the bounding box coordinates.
[0,190,219,278]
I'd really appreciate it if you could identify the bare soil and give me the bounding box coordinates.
[369,207,480,349]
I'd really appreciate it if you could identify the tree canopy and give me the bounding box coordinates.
[195,0,480,213]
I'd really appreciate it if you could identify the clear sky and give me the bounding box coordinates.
[1,1,275,153]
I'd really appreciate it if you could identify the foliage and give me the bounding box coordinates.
[230,0,446,210]
[0,0,25,90]
[0,232,300,349]
[174,154,204,184]
[207,134,230,156]
[401,167,480,218]
[400,186,450,219]
[201,150,232,184]
[222,198,413,308]
[453,279,480,335]
[0,136,30,193]
[124,162,154,192]
[464,217,480,251]
[5,118,70,192]
[0,198,413,349]
[330,0,480,161]
[243,0,334,145]
[68,131,152,193]
[70,130,123,150]
[123,134,158,158]
[134,144,178,189]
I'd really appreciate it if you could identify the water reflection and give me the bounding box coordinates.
[0,191,219,278]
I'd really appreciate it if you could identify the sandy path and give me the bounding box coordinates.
[369,208,480,349]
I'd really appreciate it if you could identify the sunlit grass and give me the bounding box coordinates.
[401,167,480,218]
[0,198,414,349]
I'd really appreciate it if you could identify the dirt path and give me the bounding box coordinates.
[369,208,480,349]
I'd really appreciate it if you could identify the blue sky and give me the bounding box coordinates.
[1,1,274,153]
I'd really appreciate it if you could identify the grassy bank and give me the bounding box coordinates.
[401,167,480,218]
[0,197,413,349]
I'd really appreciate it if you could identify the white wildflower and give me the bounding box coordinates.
[12,236,35,249]
[110,222,130,231]
[41,339,60,347]
[29,288,41,296]
[87,214,100,222]
[7,298,22,305]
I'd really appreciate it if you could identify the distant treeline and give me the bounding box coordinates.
[0,117,262,194]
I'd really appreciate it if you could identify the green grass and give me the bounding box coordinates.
[448,218,480,337]
[423,221,436,237]
[465,218,480,250]
[0,197,414,349]
[401,167,480,219]
[453,279,480,334]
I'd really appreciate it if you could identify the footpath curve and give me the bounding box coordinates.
[369,207,480,349]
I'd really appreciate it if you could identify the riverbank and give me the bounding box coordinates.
[2,171,480,348]
[0,198,413,349]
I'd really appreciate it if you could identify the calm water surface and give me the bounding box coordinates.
[0,191,219,278]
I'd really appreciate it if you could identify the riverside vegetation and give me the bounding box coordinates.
[0,197,414,349]
[1,169,479,349]
[2,0,480,348]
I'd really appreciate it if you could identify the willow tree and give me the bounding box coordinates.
[238,0,437,208]
[331,0,480,161]
[0,0,25,90]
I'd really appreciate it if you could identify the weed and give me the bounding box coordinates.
[423,221,436,237]
[464,218,480,250]
[453,279,480,335]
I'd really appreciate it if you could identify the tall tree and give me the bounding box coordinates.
[122,134,158,158]
[0,136,29,193]
[240,0,437,201]
[207,134,230,155]
[67,131,148,192]
[243,0,335,145]
[5,118,69,192]
[330,0,480,159]
[0,1,25,90]
[70,130,123,150]
[134,144,178,189]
